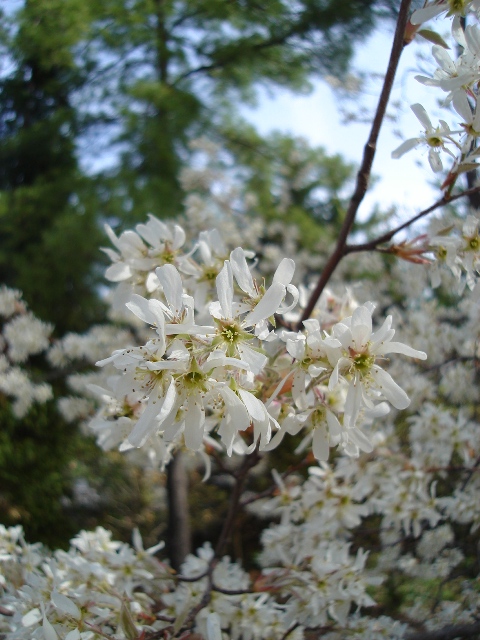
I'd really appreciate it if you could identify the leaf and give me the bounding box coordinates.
[455,162,479,175]
[120,601,139,640]
[417,29,450,49]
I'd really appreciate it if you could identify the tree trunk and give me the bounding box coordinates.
[166,451,191,571]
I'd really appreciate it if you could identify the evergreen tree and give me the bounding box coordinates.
[85,0,397,223]
[0,0,104,333]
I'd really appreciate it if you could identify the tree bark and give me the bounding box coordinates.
[166,451,191,571]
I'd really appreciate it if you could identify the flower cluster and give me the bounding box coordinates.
[0,286,53,417]
[89,218,426,468]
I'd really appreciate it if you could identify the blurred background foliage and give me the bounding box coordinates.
[0,0,400,550]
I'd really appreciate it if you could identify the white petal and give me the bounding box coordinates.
[126,294,157,325]
[22,608,41,627]
[278,283,299,314]
[348,427,373,453]
[237,343,267,374]
[410,5,444,24]
[230,247,255,295]
[313,426,330,461]
[428,148,443,173]
[184,396,205,451]
[105,262,132,282]
[379,341,427,359]
[371,366,410,409]
[156,264,184,316]
[219,386,250,432]
[286,336,306,359]
[42,615,58,640]
[206,612,223,640]
[432,46,456,75]
[128,381,176,447]
[244,282,285,327]
[411,103,433,130]
[351,305,372,348]
[453,89,473,123]
[51,591,81,620]
[238,388,267,421]
[216,261,234,319]
[172,224,186,250]
[272,258,295,285]
[344,379,363,429]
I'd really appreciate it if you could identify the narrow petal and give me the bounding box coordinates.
[230,247,255,295]
[238,388,267,421]
[411,103,433,130]
[156,264,184,316]
[184,396,205,451]
[428,149,443,173]
[272,258,295,285]
[410,5,444,24]
[348,427,373,453]
[105,262,132,282]
[51,591,81,620]
[370,366,410,409]
[344,378,363,429]
[172,224,186,250]
[379,341,427,359]
[237,343,267,374]
[126,294,157,325]
[244,282,285,327]
[313,425,329,461]
[216,261,234,319]
[453,89,473,123]
[392,138,422,160]
[128,380,177,447]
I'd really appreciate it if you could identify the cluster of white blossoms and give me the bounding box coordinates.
[86,216,427,468]
[394,2,480,175]
[4,3,480,639]
[0,286,53,417]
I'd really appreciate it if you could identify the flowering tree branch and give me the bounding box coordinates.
[405,621,480,640]
[299,0,412,326]
[345,185,480,255]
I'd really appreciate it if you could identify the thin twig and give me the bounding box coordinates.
[421,355,480,374]
[405,621,480,640]
[211,584,255,596]
[280,623,300,640]
[299,0,413,326]
[214,451,260,558]
[175,569,209,583]
[345,185,480,255]
[461,454,480,491]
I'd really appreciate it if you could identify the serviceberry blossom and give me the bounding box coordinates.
[90,221,427,467]
[392,103,458,172]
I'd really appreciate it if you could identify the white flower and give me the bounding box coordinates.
[327,304,427,429]
[392,103,457,172]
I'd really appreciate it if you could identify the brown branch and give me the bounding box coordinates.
[211,584,255,596]
[345,185,480,255]
[421,355,480,374]
[280,623,301,640]
[175,569,209,583]
[214,450,260,558]
[461,454,480,491]
[405,621,480,640]
[299,0,413,326]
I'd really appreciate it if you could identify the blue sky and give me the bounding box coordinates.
[241,26,443,226]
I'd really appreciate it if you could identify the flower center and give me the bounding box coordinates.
[426,135,442,148]
[353,352,375,374]
[448,0,467,14]
[467,235,480,251]
[221,322,242,343]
